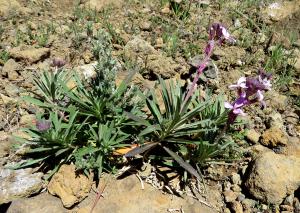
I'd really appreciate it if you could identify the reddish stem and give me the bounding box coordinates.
[182,41,215,107]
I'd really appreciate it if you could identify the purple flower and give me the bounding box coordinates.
[225,92,247,116]
[225,70,272,124]
[225,93,247,125]
[209,23,236,44]
[51,58,66,68]
[224,102,246,115]
[36,120,51,132]
[258,74,272,90]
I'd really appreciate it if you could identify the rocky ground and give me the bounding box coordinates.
[0,0,300,212]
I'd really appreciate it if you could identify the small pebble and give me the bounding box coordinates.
[237,194,246,202]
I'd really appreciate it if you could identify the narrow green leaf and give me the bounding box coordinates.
[162,146,201,180]
[26,146,60,153]
[146,98,163,123]
[6,156,49,169]
[139,125,161,137]
[115,69,137,98]
[22,96,53,108]
[124,111,151,126]
[55,148,70,157]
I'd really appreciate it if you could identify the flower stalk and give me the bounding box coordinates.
[183,23,235,107]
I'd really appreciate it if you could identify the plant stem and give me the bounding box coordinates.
[182,41,215,107]
[214,123,228,144]
[183,58,208,104]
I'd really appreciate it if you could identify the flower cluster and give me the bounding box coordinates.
[205,23,236,57]
[225,69,272,124]
[184,23,235,104]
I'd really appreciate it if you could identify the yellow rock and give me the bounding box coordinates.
[48,164,93,208]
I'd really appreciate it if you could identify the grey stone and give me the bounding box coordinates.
[84,0,122,12]
[237,194,245,202]
[262,1,300,22]
[241,198,257,209]
[7,192,65,213]
[284,194,294,206]
[0,168,43,204]
[231,173,242,185]
[266,111,284,129]
[140,21,151,31]
[294,197,300,213]
[4,83,20,97]
[234,19,241,28]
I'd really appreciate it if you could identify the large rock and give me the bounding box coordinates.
[213,46,246,68]
[0,168,43,204]
[84,0,122,11]
[245,129,261,144]
[261,127,288,147]
[7,192,66,213]
[77,174,216,213]
[283,136,300,158]
[124,37,180,79]
[9,46,50,63]
[244,151,300,204]
[266,91,288,111]
[4,83,20,97]
[74,61,97,79]
[0,93,17,104]
[47,164,93,208]
[262,1,300,22]
[266,111,284,129]
[2,59,22,80]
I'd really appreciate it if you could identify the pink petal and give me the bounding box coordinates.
[256,90,264,101]
[237,77,246,85]
[233,108,246,116]
[228,84,239,89]
[224,102,233,109]
[239,83,248,89]
[221,27,230,39]
[240,92,247,98]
